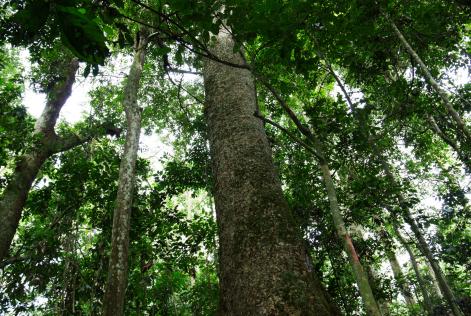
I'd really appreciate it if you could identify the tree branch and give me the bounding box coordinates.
[254,112,324,161]
[52,125,121,153]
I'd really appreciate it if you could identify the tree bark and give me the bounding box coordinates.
[394,226,434,315]
[258,74,380,315]
[103,31,148,316]
[203,29,340,316]
[0,59,79,262]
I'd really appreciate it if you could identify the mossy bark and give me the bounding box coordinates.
[103,32,148,316]
[203,29,340,316]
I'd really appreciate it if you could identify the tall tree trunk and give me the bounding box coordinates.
[386,249,416,307]
[397,200,463,315]
[394,225,434,315]
[330,65,463,315]
[424,258,445,300]
[388,19,471,141]
[426,114,470,170]
[0,59,79,262]
[61,223,78,316]
[380,160,464,316]
[103,31,148,316]
[324,46,463,315]
[379,227,416,308]
[258,70,381,316]
[203,29,340,316]
[320,163,382,316]
[367,265,391,316]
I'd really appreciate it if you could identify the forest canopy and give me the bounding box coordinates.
[0,0,470,315]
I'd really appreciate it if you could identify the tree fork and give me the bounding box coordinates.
[0,59,79,262]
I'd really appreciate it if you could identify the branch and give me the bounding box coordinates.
[167,67,202,75]
[164,66,205,105]
[254,112,325,161]
[256,75,314,139]
[34,59,79,134]
[52,125,121,153]
[127,0,250,70]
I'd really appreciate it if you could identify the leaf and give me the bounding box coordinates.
[56,5,110,65]
[6,0,50,44]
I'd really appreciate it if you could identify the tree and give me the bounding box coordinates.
[203,29,339,315]
[0,0,469,314]
[0,50,119,262]
[103,28,149,315]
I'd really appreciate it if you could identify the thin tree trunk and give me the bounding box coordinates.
[61,225,77,316]
[258,75,381,315]
[102,31,148,316]
[386,249,416,306]
[396,196,463,316]
[0,59,79,262]
[379,226,416,307]
[424,258,445,300]
[367,265,390,316]
[203,29,340,316]
[389,19,471,141]
[331,69,463,316]
[394,226,434,315]
[426,114,470,170]
[319,163,382,316]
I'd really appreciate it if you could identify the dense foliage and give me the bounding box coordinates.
[0,0,469,315]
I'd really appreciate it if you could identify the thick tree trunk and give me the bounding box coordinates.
[103,31,148,316]
[394,226,434,315]
[0,59,79,262]
[389,19,471,141]
[203,29,339,316]
[319,163,382,316]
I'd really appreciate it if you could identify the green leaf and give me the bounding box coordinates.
[7,0,50,44]
[56,5,110,65]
